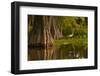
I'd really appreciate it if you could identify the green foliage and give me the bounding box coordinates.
[63,25,72,36]
[60,16,88,38]
[54,37,87,47]
[54,16,88,59]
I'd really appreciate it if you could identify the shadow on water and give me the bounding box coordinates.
[28,44,88,61]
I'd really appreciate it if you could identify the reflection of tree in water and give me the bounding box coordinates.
[28,44,87,61]
[59,44,88,59]
[28,46,57,60]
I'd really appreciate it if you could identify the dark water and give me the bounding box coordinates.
[28,44,88,61]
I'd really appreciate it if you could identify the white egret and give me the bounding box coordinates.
[67,29,74,38]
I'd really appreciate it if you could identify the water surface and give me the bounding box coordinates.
[28,44,88,61]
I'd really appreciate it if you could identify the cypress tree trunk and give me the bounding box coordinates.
[28,15,63,47]
[50,16,63,39]
[29,16,44,46]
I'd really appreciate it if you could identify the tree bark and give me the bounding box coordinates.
[28,15,64,47]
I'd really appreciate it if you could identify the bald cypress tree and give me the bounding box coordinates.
[28,15,63,47]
